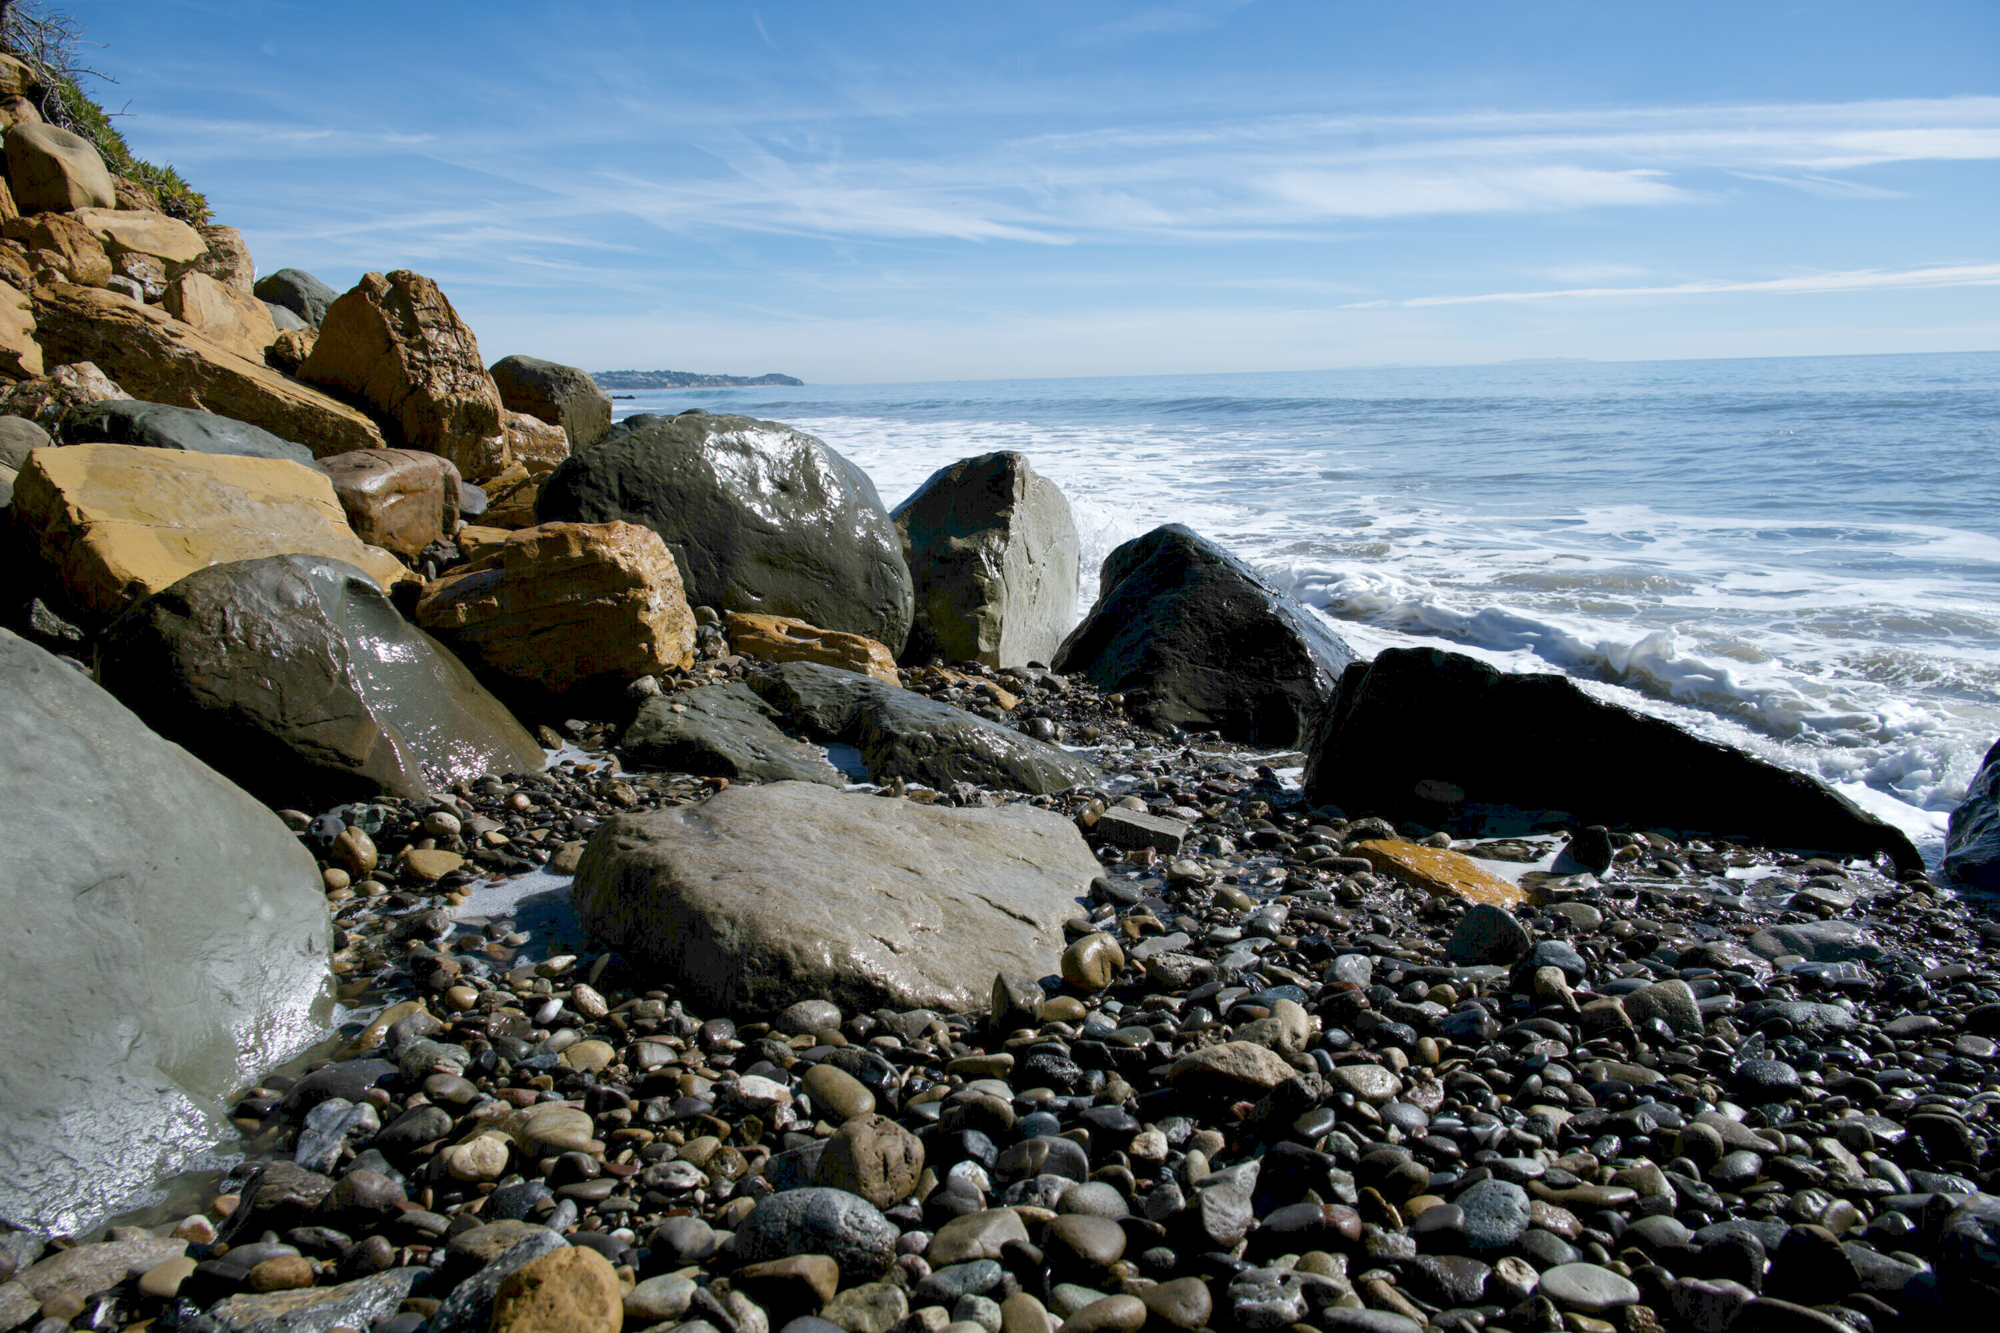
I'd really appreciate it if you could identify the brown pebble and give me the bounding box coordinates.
[248,1255,316,1292]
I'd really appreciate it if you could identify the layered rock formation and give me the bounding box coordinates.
[298,270,509,481]
[414,520,696,702]
[10,443,408,620]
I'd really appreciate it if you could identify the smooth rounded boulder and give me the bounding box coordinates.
[315,447,462,558]
[4,122,116,212]
[490,354,614,452]
[536,411,914,653]
[892,450,1080,669]
[1053,524,1357,745]
[570,780,1093,1013]
[98,555,544,808]
[0,629,333,1235]
[1944,736,2000,891]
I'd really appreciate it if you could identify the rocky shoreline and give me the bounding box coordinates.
[1,39,2000,1333]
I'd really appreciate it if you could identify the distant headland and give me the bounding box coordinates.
[593,369,805,389]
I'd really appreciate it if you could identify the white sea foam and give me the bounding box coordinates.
[613,352,2000,865]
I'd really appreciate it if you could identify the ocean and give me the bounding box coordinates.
[605,350,2000,866]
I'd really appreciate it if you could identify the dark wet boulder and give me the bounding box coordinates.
[1304,646,1921,872]
[748,659,1100,795]
[98,554,544,808]
[535,411,914,652]
[0,629,331,1235]
[489,354,613,452]
[622,681,845,786]
[1052,524,1356,745]
[253,267,338,328]
[892,451,1080,669]
[55,398,313,464]
[1944,736,2000,891]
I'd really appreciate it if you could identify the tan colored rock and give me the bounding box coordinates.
[297,269,510,481]
[491,1246,623,1333]
[456,524,511,562]
[415,520,696,699]
[2,212,110,286]
[0,359,121,427]
[816,1114,925,1208]
[316,448,461,559]
[0,54,34,97]
[163,270,280,360]
[4,122,116,212]
[266,326,316,375]
[32,283,388,456]
[0,239,31,289]
[109,247,167,301]
[69,207,206,264]
[0,279,42,379]
[112,176,160,212]
[505,408,569,473]
[185,223,256,293]
[11,443,409,618]
[0,176,17,223]
[478,461,541,529]
[727,612,899,684]
[1355,838,1527,908]
[1167,1040,1297,1098]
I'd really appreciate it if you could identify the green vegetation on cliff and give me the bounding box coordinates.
[0,0,210,223]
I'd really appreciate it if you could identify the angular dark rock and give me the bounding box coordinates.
[56,399,314,464]
[892,451,1080,669]
[1304,646,1921,871]
[536,411,914,652]
[621,682,844,786]
[748,660,1100,795]
[98,555,543,808]
[1053,524,1356,745]
[1944,736,2000,891]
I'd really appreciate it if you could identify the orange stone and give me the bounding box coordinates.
[726,612,899,683]
[1354,839,1526,907]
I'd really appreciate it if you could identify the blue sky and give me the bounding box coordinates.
[79,0,2000,381]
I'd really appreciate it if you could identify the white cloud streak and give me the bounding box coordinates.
[1346,262,2000,308]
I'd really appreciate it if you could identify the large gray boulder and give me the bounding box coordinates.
[1944,736,2000,891]
[0,630,332,1234]
[892,451,1080,669]
[1053,524,1357,746]
[55,399,314,465]
[571,781,1093,1013]
[536,411,915,653]
[489,354,614,452]
[622,681,845,786]
[1305,646,1923,872]
[97,555,545,809]
[749,660,1100,795]
[253,267,338,328]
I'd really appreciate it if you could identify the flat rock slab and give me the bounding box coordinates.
[1091,807,1189,854]
[621,682,844,786]
[571,781,1094,1013]
[1355,839,1527,907]
[57,399,313,465]
[749,659,1100,795]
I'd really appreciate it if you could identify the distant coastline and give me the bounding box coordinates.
[593,369,805,389]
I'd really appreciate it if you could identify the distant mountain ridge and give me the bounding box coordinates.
[593,369,805,389]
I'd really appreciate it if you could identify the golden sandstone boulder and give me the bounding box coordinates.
[503,408,569,473]
[315,448,461,559]
[0,279,41,379]
[32,284,387,455]
[726,612,899,684]
[184,224,257,293]
[298,270,509,481]
[11,443,408,619]
[68,208,207,265]
[415,520,696,701]
[3,123,116,212]
[476,461,541,529]
[162,271,279,361]
[3,212,111,287]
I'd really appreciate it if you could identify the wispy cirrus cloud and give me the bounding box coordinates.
[1345,261,2000,308]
